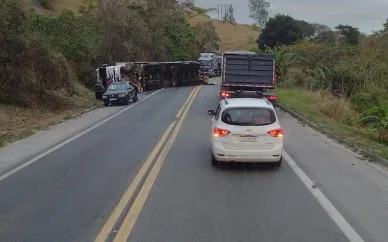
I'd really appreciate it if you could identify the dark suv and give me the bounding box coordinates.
[102,82,138,106]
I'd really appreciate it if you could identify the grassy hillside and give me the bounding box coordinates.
[44,0,260,52]
[189,15,260,52]
[1,0,101,147]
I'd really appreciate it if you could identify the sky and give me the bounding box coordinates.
[194,0,388,34]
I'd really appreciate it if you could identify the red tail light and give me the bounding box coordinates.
[214,127,230,137]
[267,95,277,100]
[221,92,230,98]
[268,128,282,137]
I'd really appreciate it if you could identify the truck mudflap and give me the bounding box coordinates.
[219,89,277,106]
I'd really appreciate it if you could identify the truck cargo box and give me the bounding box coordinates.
[222,52,275,88]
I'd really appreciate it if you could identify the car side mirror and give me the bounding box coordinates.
[208,110,215,115]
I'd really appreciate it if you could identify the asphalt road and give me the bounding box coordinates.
[0,78,388,242]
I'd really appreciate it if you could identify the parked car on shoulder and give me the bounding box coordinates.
[102,82,138,106]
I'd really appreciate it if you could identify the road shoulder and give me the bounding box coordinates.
[277,103,388,174]
[278,109,388,242]
[275,89,388,168]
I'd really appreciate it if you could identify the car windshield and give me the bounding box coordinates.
[108,83,127,91]
[221,107,276,126]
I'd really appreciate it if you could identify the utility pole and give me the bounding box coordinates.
[217,4,220,20]
[220,4,223,21]
[225,4,227,22]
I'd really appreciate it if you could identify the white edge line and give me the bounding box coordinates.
[0,88,164,182]
[283,151,364,242]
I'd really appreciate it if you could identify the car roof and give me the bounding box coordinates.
[221,98,274,109]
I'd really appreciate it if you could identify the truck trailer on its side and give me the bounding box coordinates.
[220,51,278,105]
[94,64,123,100]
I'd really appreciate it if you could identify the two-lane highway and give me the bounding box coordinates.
[0,86,198,242]
[1,77,388,242]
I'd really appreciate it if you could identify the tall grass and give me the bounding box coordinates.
[271,26,388,145]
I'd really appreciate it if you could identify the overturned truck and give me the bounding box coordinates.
[95,61,201,100]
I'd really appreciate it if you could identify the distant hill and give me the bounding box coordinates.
[26,0,260,52]
[188,15,260,52]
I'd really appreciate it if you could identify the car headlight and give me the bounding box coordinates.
[119,94,126,97]
[102,96,107,99]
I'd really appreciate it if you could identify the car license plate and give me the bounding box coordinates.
[110,98,116,101]
[240,136,258,142]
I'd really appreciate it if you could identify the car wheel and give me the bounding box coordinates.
[124,96,130,105]
[212,154,218,166]
[273,156,282,167]
[95,92,102,100]
[133,95,139,102]
[104,102,109,107]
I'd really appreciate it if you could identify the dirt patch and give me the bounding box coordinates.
[0,93,101,148]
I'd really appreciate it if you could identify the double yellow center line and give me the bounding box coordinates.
[95,85,202,242]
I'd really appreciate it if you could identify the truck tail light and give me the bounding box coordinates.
[214,127,230,137]
[268,128,282,137]
[221,92,230,98]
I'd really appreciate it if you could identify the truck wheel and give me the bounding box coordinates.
[212,154,218,166]
[104,102,109,107]
[273,157,282,167]
[95,92,102,100]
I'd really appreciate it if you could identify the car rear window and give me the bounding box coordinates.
[221,107,276,126]
[108,83,127,90]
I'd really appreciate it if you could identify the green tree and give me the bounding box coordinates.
[335,24,360,45]
[295,20,315,38]
[248,0,270,28]
[97,0,151,63]
[249,0,270,28]
[264,46,297,82]
[193,21,220,52]
[315,30,336,43]
[165,16,196,60]
[257,14,303,50]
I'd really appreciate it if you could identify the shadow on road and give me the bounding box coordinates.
[214,162,281,173]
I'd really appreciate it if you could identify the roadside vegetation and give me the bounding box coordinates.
[0,0,222,147]
[249,2,388,161]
